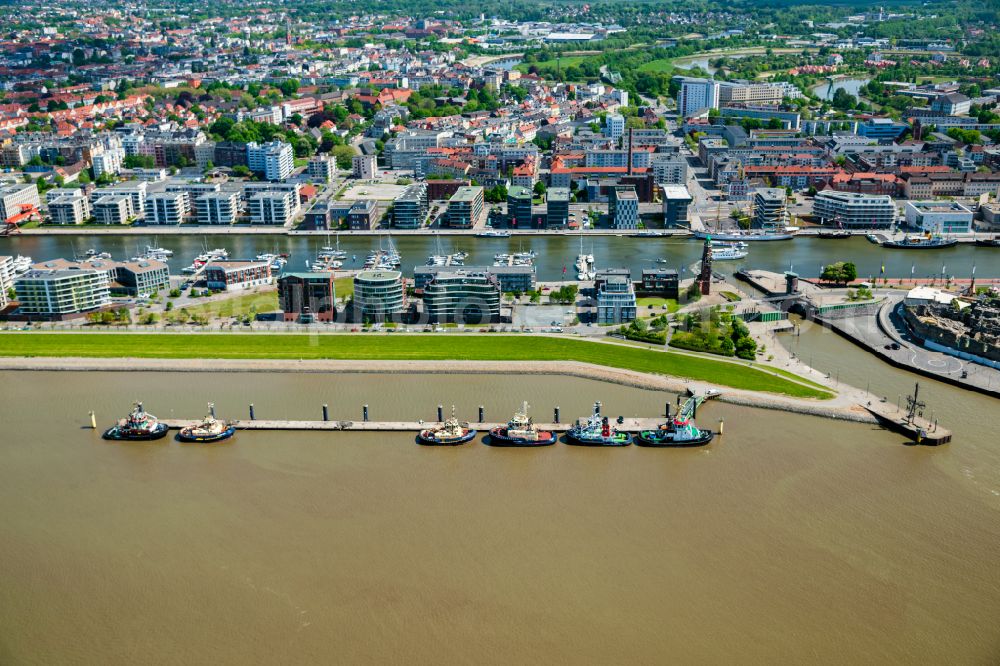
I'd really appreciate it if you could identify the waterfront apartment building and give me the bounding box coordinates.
[48,192,91,225]
[0,255,13,310]
[675,77,720,117]
[353,270,405,320]
[609,186,639,230]
[546,187,571,228]
[0,183,40,222]
[90,182,147,220]
[447,186,485,229]
[639,269,680,300]
[661,185,692,227]
[247,141,294,181]
[813,190,896,229]
[392,183,428,229]
[248,191,295,226]
[111,260,170,298]
[195,192,240,225]
[278,272,336,322]
[14,266,111,317]
[414,264,536,294]
[203,261,272,291]
[422,271,501,324]
[307,155,336,182]
[144,192,189,225]
[903,201,973,235]
[752,188,789,230]
[352,154,377,180]
[347,199,380,230]
[505,185,533,228]
[596,276,637,324]
[93,194,134,225]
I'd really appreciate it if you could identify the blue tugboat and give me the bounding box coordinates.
[417,407,477,445]
[487,402,557,447]
[103,402,169,441]
[177,404,236,443]
[565,402,633,446]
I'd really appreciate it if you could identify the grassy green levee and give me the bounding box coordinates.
[0,333,833,399]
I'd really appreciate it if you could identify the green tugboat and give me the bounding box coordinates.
[565,402,633,446]
[636,415,714,447]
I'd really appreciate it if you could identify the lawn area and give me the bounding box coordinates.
[516,55,594,72]
[636,297,679,313]
[180,291,278,319]
[0,333,833,399]
[334,277,354,300]
[638,58,675,73]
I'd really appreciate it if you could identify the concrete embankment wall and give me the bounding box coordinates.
[0,356,874,425]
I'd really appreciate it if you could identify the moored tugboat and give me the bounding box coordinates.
[636,414,714,448]
[487,402,557,447]
[177,404,236,443]
[417,407,477,445]
[565,402,633,446]
[102,402,169,441]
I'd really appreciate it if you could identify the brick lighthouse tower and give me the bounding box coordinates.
[698,236,713,295]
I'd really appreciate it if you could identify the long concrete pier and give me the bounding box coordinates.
[158,418,675,433]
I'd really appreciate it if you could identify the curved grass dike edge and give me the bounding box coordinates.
[0,333,834,400]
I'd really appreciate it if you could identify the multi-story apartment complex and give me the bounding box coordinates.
[752,188,789,230]
[597,276,637,324]
[546,187,571,228]
[505,185,532,227]
[422,270,502,324]
[0,255,13,310]
[717,81,784,105]
[247,141,294,181]
[813,190,896,229]
[144,192,189,225]
[662,186,693,227]
[278,272,336,323]
[609,186,639,229]
[93,194,134,225]
[203,261,272,291]
[14,266,111,317]
[392,182,428,229]
[0,183,40,222]
[307,155,336,182]
[347,199,380,230]
[414,264,536,294]
[353,270,405,320]
[48,192,91,225]
[651,154,688,185]
[248,191,295,225]
[676,77,720,117]
[196,192,240,225]
[352,154,377,180]
[447,186,485,229]
[89,182,147,219]
[605,114,625,141]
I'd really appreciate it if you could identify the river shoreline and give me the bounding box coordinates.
[0,356,877,424]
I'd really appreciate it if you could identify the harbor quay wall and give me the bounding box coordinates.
[0,356,876,425]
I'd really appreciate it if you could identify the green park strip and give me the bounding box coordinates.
[0,333,833,399]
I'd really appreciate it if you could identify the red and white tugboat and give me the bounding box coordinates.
[103,402,169,441]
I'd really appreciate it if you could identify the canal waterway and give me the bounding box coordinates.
[2,234,997,280]
[0,353,998,663]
